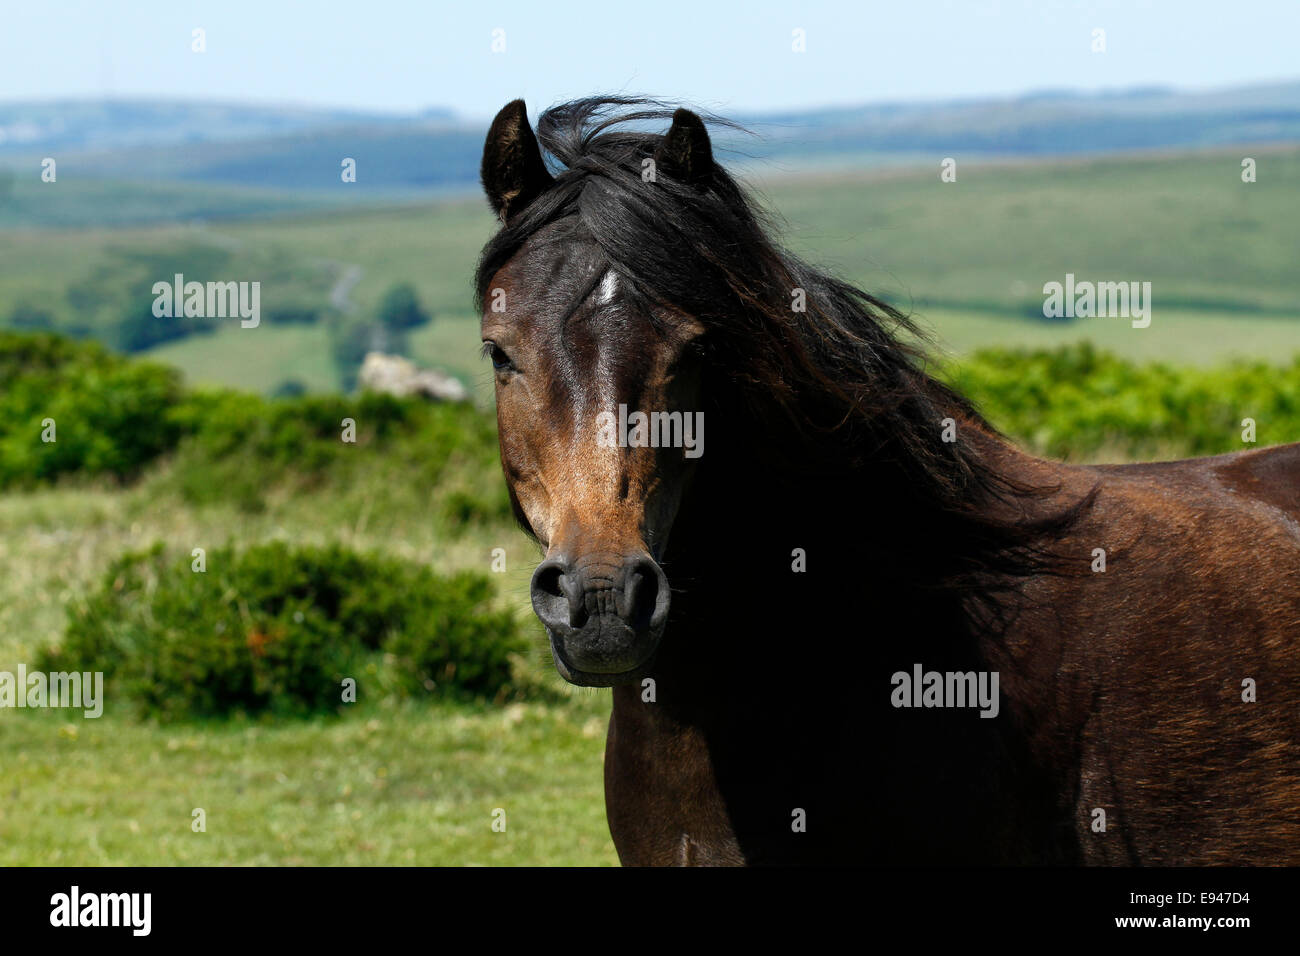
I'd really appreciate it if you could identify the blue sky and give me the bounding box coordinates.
[4,1,1297,119]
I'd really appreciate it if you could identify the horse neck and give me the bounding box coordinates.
[668,406,1052,576]
[653,411,1069,707]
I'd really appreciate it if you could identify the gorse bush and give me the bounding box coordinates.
[163,387,501,513]
[0,331,185,487]
[4,331,1299,495]
[946,342,1300,459]
[0,332,503,522]
[42,542,531,720]
[383,571,527,697]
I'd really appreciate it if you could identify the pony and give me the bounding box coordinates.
[475,96,1300,865]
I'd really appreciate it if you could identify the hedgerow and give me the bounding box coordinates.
[945,342,1300,459]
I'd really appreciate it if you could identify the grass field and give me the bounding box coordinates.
[148,314,497,404]
[916,305,1300,366]
[138,140,1300,390]
[2,143,1297,396]
[762,147,1300,315]
[0,699,615,866]
[0,177,373,230]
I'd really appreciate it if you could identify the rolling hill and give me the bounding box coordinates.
[0,81,1297,227]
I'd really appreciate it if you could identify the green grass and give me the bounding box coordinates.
[914,306,1300,366]
[760,144,1300,317]
[207,197,493,320]
[0,177,369,229]
[147,324,344,395]
[0,175,379,230]
[148,314,496,404]
[0,698,616,866]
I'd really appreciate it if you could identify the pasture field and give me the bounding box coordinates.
[764,145,1300,317]
[0,699,615,866]
[916,306,1300,367]
[148,303,1300,407]
[0,143,1296,396]
[148,313,498,405]
[0,176,367,230]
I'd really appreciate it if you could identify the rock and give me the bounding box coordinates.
[358,351,468,402]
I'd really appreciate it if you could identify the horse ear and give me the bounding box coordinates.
[654,108,713,186]
[481,99,554,221]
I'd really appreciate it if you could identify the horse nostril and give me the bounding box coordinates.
[531,557,586,631]
[534,553,670,637]
[621,555,670,633]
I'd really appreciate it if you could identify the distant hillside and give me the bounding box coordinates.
[738,82,1300,159]
[0,82,1297,227]
[0,99,454,154]
[18,124,485,194]
[3,144,1296,395]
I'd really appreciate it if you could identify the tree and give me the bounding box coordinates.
[377,283,431,333]
[331,317,404,392]
[7,303,55,331]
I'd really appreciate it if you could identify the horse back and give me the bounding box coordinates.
[1095,440,1300,520]
[1011,441,1300,863]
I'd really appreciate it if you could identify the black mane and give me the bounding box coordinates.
[475,96,1094,601]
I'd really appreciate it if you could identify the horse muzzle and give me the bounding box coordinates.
[530,551,670,686]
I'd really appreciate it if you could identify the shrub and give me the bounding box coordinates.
[382,571,525,697]
[111,302,216,352]
[271,379,308,398]
[0,331,185,487]
[0,332,505,525]
[267,304,322,325]
[945,342,1300,459]
[42,542,530,720]
[7,303,55,330]
[163,387,501,512]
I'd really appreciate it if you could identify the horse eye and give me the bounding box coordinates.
[484,342,514,372]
